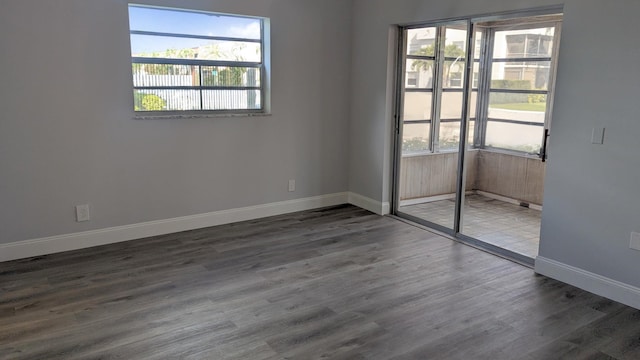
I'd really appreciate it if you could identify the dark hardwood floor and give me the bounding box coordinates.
[1,205,638,359]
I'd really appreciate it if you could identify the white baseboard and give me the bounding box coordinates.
[476,191,543,211]
[535,256,640,310]
[399,193,456,207]
[347,192,390,215]
[399,191,476,207]
[0,192,349,263]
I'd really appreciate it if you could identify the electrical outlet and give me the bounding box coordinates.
[288,179,296,192]
[630,232,640,251]
[76,204,90,222]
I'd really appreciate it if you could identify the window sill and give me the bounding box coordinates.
[133,112,272,120]
[480,147,542,160]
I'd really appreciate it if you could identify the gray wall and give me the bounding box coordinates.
[539,0,640,287]
[3,0,640,292]
[349,0,640,288]
[0,0,351,244]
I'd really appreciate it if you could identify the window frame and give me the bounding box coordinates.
[401,23,471,154]
[398,13,562,158]
[475,20,561,155]
[128,4,269,116]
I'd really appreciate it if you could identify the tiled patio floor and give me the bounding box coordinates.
[399,194,541,258]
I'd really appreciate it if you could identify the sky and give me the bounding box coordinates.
[128,5,261,57]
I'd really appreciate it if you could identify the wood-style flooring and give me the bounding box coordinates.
[1,205,638,359]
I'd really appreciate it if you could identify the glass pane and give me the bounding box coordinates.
[444,27,468,56]
[439,121,461,151]
[467,119,476,147]
[406,60,434,88]
[133,64,198,87]
[441,91,463,119]
[129,6,262,40]
[403,92,432,120]
[488,92,546,123]
[130,34,261,62]
[474,31,483,59]
[472,61,480,89]
[443,60,465,89]
[439,91,477,151]
[402,123,430,153]
[443,27,468,89]
[485,121,544,153]
[134,89,200,111]
[491,61,551,90]
[202,90,261,110]
[469,91,478,118]
[398,25,468,233]
[202,66,260,87]
[493,27,555,59]
[407,27,437,56]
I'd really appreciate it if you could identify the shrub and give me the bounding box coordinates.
[134,92,167,111]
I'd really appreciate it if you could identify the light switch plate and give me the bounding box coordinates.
[630,232,640,251]
[591,127,605,144]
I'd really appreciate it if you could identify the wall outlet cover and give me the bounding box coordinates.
[76,204,90,222]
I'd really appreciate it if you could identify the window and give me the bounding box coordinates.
[483,23,559,153]
[400,13,561,156]
[128,5,268,113]
[402,25,473,153]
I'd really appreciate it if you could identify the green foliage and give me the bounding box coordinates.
[132,63,187,76]
[402,137,430,152]
[134,92,166,111]
[490,80,530,104]
[132,48,196,75]
[490,103,546,112]
[402,136,461,152]
[163,48,196,59]
[411,44,466,87]
[411,44,466,72]
[442,44,466,59]
[527,93,546,104]
[202,67,247,86]
[490,80,532,90]
[142,94,166,111]
[490,80,545,106]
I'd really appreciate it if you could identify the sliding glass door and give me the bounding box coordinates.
[397,22,469,232]
[394,12,562,263]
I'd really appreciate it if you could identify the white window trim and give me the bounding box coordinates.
[128,4,271,116]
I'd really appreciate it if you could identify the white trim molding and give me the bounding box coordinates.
[0,192,349,263]
[536,256,640,310]
[348,192,390,215]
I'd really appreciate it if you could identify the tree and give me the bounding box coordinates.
[132,49,196,75]
[411,44,466,87]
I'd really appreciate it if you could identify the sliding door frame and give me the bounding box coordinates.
[392,6,563,267]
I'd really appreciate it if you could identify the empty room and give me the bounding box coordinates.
[1,0,640,358]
